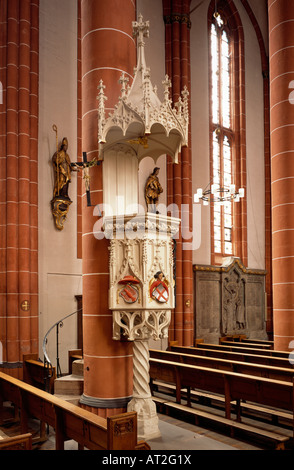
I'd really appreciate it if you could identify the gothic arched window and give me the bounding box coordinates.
[209,3,247,265]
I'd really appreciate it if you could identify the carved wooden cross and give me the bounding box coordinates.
[71,152,100,207]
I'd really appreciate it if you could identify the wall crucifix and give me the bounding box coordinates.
[71,151,100,207]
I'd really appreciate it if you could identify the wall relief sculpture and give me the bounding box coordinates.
[194,257,267,343]
[222,270,245,334]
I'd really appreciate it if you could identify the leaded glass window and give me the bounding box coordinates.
[210,12,234,260]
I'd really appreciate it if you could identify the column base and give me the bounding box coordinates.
[80,393,131,409]
[127,397,161,440]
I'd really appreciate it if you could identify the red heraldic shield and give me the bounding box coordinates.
[118,275,140,304]
[119,284,139,304]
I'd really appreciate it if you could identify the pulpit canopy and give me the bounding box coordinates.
[97,14,189,163]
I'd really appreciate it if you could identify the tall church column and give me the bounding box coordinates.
[80,0,135,416]
[0,0,39,378]
[163,0,193,346]
[268,0,294,351]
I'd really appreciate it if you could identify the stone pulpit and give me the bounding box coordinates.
[96,15,188,440]
[104,213,180,439]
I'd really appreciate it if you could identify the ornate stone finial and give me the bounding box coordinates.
[132,13,149,44]
[97,79,106,104]
[162,75,172,104]
[132,14,149,72]
[119,73,129,101]
[181,85,189,115]
[97,80,107,143]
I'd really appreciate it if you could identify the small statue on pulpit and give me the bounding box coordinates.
[144,167,163,213]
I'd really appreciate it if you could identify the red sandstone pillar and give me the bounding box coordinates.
[163,0,193,346]
[268,0,294,351]
[0,0,39,377]
[80,0,135,416]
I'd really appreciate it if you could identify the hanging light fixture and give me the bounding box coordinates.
[194,181,245,205]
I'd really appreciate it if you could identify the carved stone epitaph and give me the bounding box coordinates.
[194,258,267,343]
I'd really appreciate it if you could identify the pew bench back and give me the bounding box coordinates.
[0,372,149,450]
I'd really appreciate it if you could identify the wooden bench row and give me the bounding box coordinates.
[152,396,290,450]
[0,432,33,450]
[149,357,294,419]
[0,372,149,450]
[149,357,294,447]
[170,345,293,369]
[150,349,294,382]
[220,339,272,350]
[152,379,293,426]
[23,354,56,394]
[196,342,291,358]
[215,335,274,347]
[239,338,274,347]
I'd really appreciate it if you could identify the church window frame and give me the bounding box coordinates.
[208,2,247,266]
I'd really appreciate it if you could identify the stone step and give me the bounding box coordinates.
[72,359,84,377]
[54,374,84,396]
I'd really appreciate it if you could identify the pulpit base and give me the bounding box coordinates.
[127,396,161,440]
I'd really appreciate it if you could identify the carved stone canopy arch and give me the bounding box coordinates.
[97,14,189,163]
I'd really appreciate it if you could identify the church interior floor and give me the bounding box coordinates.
[1,400,293,452]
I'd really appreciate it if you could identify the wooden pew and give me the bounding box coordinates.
[0,372,149,450]
[240,338,274,347]
[220,340,272,350]
[23,354,56,394]
[170,345,293,369]
[149,358,294,417]
[149,358,294,449]
[220,336,274,348]
[150,349,294,382]
[163,402,289,450]
[196,342,290,358]
[22,354,56,444]
[0,433,32,450]
[151,348,294,426]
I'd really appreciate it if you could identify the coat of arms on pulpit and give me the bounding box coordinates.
[118,275,140,304]
[149,271,169,303]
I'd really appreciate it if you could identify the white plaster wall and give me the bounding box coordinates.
[190,0,211,266]
[136,0,167,214]
[38,0,82,374]
[190,0,266,269]
[237,0,266,270]
[247,0,268,55]
[136,0,166,103]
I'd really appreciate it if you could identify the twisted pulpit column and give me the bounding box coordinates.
[127,340,160,439]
